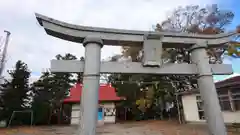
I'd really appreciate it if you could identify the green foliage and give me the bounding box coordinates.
[31,53,83,124]
[0,60,31,123]
[108,4,235,120]
[30,72,53,124]
[108,73,169,119]
[51,53,79,102]
[156,4,234,93]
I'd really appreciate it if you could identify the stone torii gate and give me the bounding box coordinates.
[35,13,236,135]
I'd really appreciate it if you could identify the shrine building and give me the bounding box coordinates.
[63,84,122,125]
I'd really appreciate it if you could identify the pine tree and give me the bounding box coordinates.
[51,53,78,104]
[0,60,31,123]
[31,72,54,124]
[31,53,83,124]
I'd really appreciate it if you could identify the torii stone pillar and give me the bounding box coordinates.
[35,13,236,135]
[190,42,226,135]
[79,36,103,135]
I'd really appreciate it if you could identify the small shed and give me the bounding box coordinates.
[63,84,122,125]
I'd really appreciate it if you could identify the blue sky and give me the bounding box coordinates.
[0,0,239,82]
[214,0,240,81]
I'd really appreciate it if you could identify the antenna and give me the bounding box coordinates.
[0,30,11,82]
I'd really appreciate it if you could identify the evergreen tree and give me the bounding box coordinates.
[31,53,83,124]
[31,71,53,124]
[51,53,78,104]
[0,60,31,123]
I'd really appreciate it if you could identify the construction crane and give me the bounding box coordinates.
[0,30,11,82]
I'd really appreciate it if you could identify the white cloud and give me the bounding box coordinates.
[0,0,218,80]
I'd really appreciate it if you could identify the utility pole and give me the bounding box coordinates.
[0,30,11,84]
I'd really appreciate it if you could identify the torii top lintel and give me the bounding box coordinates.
[35,13,237,48]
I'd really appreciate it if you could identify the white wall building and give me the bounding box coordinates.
[180,76,240,124]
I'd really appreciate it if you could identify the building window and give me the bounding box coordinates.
[217,91,232,111]
[198,111,205,120]
[196,90,232,120]
[234,100,240,111]
[196,95,205,120]
[219,98,232,111]
[218,97,231,111]
[104,108,116,116]
[231,89,240,111]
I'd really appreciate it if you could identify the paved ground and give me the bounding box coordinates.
[0,121,239,135]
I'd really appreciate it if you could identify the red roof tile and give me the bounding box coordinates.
[63,84,122,103]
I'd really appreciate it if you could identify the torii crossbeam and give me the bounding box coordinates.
[35,13,237,135]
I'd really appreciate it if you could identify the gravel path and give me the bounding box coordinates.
[0,121,238,135]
